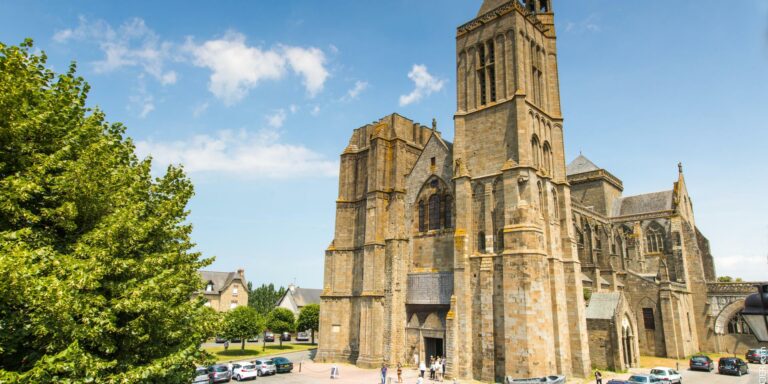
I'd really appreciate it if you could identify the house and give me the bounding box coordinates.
[276,284,321,316]
[198,269,248,312]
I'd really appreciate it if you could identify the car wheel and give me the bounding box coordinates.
[256,370,261,377]
[237,375,242,381]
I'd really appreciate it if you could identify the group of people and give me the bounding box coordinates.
[417,356,446,382]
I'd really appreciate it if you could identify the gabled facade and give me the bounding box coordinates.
[276,284,322,316]
[198,269,248,312]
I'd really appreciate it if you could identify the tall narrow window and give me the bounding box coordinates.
[477,231,486,252]
[551,189,559,220]
[487,40,496,102]
[531,44,544,106]
[477,45,487,106]
[443,195,452,228]
[646,224,665,253]
[429,194,440,230]
[531,135,541,168]
[642,308,655,330]
[418,200,426,232]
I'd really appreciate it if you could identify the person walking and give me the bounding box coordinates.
[441,357,446,381]
[595,370,602,384]
[397,362,403,383]
[381,363,388,384]
[429,358,435,380]
[419,360,426,378]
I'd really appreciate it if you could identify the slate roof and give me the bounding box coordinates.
[292,287,322,307]
[613,190,674,217]
[585,292,621,320]
[566,155,601,176]
[199,270,245,293]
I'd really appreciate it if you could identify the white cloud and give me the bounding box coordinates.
[342,80,368,101]
[399,64,445,106]
[128,77,155,118]
[563,14,602,33]
[192,102,209,118]
[135,129,338,179]
[54,17,177,85]
[185,32,329,104]
[714,254,768,282]
[311,105,321,116]
[283,46,329,97]
[267,109,287,128]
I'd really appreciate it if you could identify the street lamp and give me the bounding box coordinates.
[742,284,768,342]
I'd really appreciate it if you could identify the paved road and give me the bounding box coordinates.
[620,363,766,384]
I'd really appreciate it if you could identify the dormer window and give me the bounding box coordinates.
[205,281,214,292]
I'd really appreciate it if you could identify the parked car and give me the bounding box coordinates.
[649,367,681,384]
[296,331,310,341]
[689,355,714,371]
[214,336,226,343]
[280,332,291,341]
[192,367,210,384]
[626,374,666,384]
[254,359,277,376]
[208,364,231,383]
[247,335,259,343]
[746,348,768,364]
[232,361,259,381]
[606,380,627,384]
[231,337,241,343]
[264,332,275,342]
[718,357,749,376]
[272,356,294,373]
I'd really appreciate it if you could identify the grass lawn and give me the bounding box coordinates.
[203,343,317,363]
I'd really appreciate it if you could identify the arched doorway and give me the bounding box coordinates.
[621,315,636,368]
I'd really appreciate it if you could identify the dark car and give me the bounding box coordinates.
[280,332,291,341]
[718,357,749,376]
[689,355,714,371]
[264,332,275,342]
[208,364,231,383]
[272,356,294,373]
[746,348,768,364]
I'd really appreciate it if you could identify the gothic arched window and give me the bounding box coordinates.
[727,311,752,335]
[542,141,552,175]
[531,135,541,169]
[477,231,486,252]
[429,194,440,230]
[443,195,452,228]
[418,200,426,232]
[646,223,665,253]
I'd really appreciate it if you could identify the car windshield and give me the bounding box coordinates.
[650,369,666,375]
[628,376,647,383]
[195,368,207,375]
[691,356,707,362]
[243,364,255,369]
[214,366,228,372]
[265,360,274,365]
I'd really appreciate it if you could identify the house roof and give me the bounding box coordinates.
[199,270,246,293]
[613,190,674,217]
[291,287,322,307]
[585,292,621,320]
[566,155,601,176]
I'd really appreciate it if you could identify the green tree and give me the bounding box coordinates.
[248,282,287,316]
[296,304,320,345]
[221,307,264,350]
[717,276,733,282]
[266,308,296,347]
[0,40,215,383]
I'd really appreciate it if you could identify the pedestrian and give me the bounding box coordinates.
[441,357,446,381]
[419,360,426,378]
[331,364,340,379]
[413,348,419,367]
[397,362,403,383]
[430,359,436,380]
[224,340,229,351]
[595,370,602,384]
[435,358,442,382]
[381,363,387,384]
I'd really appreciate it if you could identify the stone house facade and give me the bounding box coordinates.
[317,0,766,381]
[198,269,248,312]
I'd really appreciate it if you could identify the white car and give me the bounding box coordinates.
[650,367,681,384]
[254,359,277,376]
[232,361,259,381]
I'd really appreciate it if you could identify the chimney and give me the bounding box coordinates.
[237,268,245,278]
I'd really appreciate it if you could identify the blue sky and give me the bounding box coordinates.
[2,1,766,287]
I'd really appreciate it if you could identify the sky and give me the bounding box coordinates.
[1,1,767,287]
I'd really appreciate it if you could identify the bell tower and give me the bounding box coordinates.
[449,0,591,380]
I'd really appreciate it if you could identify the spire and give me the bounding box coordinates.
[678,161,683,174]
[432,118,437,131]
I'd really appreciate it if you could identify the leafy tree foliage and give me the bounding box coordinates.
[717,276,743,283]
[296,304,320,344]
[221,306,264,350]
[247,282,286,316]
[266,308,295,347]
[0,40,215,383]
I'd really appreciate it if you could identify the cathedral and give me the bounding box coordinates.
[316,0,766,381]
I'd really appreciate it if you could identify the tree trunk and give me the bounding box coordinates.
[311,329,315,345]
[241,339,246,350]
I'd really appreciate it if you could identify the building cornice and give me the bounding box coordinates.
[456,1,547,37]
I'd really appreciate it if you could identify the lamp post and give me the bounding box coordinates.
[742,284,768,342]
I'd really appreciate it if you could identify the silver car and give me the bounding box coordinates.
[254,359,277,376]
[208,364,231,383]
[192,367,209,384]
[627,374,668,384]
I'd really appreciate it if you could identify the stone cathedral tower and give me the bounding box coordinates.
[450,0,590,380]
[318,1,591,381]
